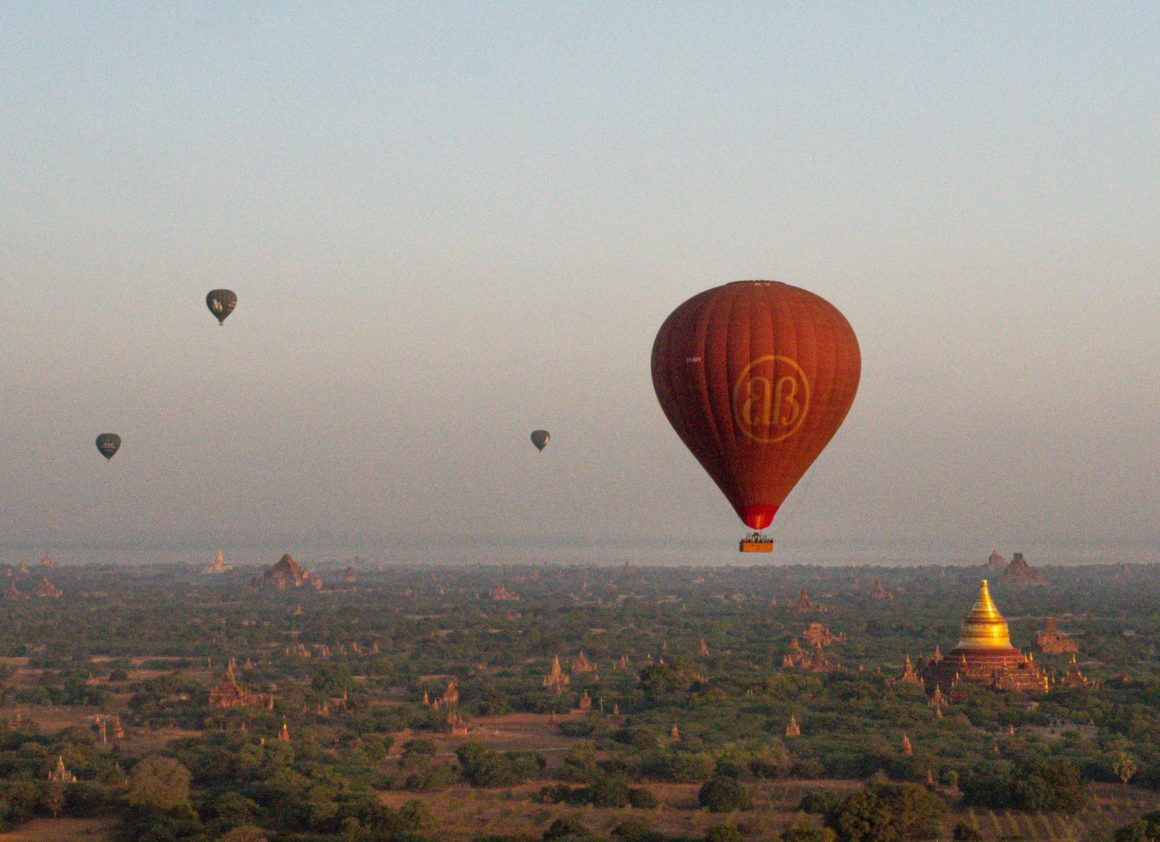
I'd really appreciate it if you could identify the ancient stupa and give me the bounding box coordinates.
[1003,552,1046,585]
[203,549,233,575]
[252,553,322,590]
[1035,617,1079,654]
[919,580,1048,694]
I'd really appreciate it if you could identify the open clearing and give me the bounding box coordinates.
[0,818,116,841]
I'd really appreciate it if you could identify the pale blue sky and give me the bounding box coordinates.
[2,3,1157,565]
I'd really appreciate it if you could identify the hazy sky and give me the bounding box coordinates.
[3,3,1157,566]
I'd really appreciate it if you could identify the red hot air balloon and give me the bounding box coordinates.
[651,281,860,551]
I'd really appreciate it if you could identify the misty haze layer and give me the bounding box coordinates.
[2,5,1157,564]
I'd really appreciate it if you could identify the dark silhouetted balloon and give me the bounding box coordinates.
[651,281,860,531]
[530,430,551,452]
[95,433,121,461]
[206,289,237,325]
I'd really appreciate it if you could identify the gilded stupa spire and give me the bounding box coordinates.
[955,580,1013,650]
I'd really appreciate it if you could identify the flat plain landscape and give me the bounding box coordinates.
[2,556,1159,841]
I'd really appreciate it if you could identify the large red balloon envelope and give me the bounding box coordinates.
[651,281,860,535]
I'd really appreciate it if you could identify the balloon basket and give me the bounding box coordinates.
[739,533,773,553]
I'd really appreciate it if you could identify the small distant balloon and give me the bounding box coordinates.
[95,433,121,461]
[206,289,237,325]
[530,430,551,452]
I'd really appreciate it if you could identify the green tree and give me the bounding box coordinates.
[311,662,354,696]
[560,742,597,782]
[42,782,65,818]
[639,658,702,701]
[543,814,595,839]
[628,787,658,809]
[825,781,946,842]
[588,775,631,808]
[612,817,661,841]
[127,755,192,811]
[399,798,436,831]
[1115,811,1160,842]
[1114,752,1138,786]
[698,776,752,813]
[211,792,262,828]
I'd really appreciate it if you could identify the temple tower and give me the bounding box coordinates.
[919,580,1048,694]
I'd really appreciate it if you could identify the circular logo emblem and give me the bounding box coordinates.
[732,355,810,443]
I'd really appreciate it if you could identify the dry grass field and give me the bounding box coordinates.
[0,818,117,841]
[0,785,1147,842]
[0,705,100,733]
[965,782,1159,842]
[379,779,857,841]
[376,779,1158,841]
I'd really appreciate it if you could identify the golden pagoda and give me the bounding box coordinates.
[919,580,1048,694]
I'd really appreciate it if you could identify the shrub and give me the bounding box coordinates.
[588,776,631,808]
[612,817,662,841]
[628,787,658,809]
[405,762,456,791]
[1114,810,1160,841]
[714,759,746,780]
[399,798,436,831]
[557,720,597,738]
[705,825,743,842]
[613,728,659,751]
[456,743,544,788]
[402,738,438,757]
[543,815,595,839]
[797,791,840,814]
[698,776,752,813]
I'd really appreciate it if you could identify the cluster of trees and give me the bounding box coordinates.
[539,780,658,810]
[822,780,946,841]
[1117,811,1160,841]
[2,561,1160,838]
[470,779,950,842]
[455,742,545,788]
[116,739,440,841]
[958,759,1086,813]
